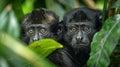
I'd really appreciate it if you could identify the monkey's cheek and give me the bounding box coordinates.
[29,39,33,44]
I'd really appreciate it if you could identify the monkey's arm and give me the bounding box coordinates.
[47,48,81,67]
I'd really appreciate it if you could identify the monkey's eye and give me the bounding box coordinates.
[40,28,47,34]
[83,26,90,32]
[28,29,34,35]
[70,27,77,32]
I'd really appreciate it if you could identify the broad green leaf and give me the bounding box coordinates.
[7,10,20,38]
[0,8,20,38]
[45,0,65,20]
[0,0,9,13]
[110,38,120,66]
[0,32,55,67]
[0,9,8,31]
[87,14,120,67]
[12,0,24,21]
[112,0,120,9]
[96,0,104,10]
[22,0,34,14]
[0,57,9,67]
[28,39,63,57]
[63,0,75,10]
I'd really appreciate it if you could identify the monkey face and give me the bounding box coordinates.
[21,8,59,45]
[62,8,102,53]
[64,22,96,52]
[24,24,55,44]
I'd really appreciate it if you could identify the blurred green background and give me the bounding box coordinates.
[21,0,104,20]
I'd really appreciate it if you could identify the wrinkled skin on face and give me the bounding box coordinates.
[62,7,102,65]
[48,8,102,67]
[21,8,59,44]
[64,22,97,53]
[21,7,102,67]
[24,24,56,44]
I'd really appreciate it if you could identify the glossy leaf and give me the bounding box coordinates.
[28,39,63,57]
[87,14,120,67]
[8,10,20,38]
[0,8,20,38]
[0,32,55,67]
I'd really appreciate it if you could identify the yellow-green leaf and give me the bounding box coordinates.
[28,39,63,57]
[0,32,55,67]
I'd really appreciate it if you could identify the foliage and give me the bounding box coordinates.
[87,0,120,67]
[29,39,63,57]
[0,32,55,67]
[0,0,120,67]
[0,0,59,67]
[112,0,120,9]
[87,14,120,67]
[0,8,20,38]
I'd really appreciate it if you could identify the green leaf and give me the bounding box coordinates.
[0,8,20,38]
[0,57,9,67]
[110,38,120,66]
[0,0,9,13]
[0,32,55,67]
[87,14,120,67]
[45,0,65,21]
[22,0,34,14]
[12,0,24,21]
[28,39,63,57]
[63,0,75,10]
[0,9,8,31]
[7,10,20,38]
[112,0,120,9]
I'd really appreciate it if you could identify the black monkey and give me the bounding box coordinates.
[21,8,60,44]
[63,7,102,66]
[21,8,75,67]
[21,7,102,67]
[48,7,102,67]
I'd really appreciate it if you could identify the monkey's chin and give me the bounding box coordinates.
[71,42,89,49]
[71,43,90,54]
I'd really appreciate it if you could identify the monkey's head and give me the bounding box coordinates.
[63,8,102,53]
[21,8,59,44]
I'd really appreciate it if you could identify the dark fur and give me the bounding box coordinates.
[48,7,102,67]
[20,8,60,44]
[21,7,102,67]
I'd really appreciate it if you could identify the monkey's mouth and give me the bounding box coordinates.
[76,41,87,45]
[71,42,88,47]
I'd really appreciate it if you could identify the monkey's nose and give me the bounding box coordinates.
[76,36,83,41]
[33,37,39,41]
[33,34,39,41]
[76,31,83,42]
